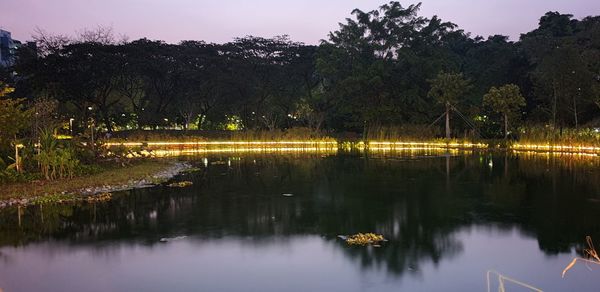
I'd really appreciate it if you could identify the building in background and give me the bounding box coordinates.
[0,29,22,67]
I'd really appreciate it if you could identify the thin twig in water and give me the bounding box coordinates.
[562,236,600,278]
[585,236,600,261]
[486,270,543,292]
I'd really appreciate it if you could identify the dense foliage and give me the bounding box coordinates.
[0,82,97,183]
[483,84,526,138]
[0,84,31,150]
[1,1,599,139]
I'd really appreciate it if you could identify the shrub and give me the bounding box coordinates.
[36,130,80,180]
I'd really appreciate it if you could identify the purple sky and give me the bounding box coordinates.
[3,0,600,44]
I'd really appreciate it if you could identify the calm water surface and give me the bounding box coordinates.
[2,150,600,291]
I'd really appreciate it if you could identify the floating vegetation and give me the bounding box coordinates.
[181,167,202,173]
[167,181,193,188]
[342,233,386,246]
[562,236,600,278]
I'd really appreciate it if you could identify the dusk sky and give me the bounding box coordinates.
[3,0,600,44]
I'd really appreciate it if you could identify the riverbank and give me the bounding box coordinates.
[0,160,191,208]
[106,139,600,155]
[3,137,599,208]
[100,128,600,155]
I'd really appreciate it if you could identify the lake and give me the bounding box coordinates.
[2,150,600,291]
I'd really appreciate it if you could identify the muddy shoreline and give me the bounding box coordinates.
[0,161,192,209]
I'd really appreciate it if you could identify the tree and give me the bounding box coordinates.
[521,12,600,128]
[483,84,526,139]
[62,42,121,132]
[11,4,600,136]
[428,72,471,138]
[463,35,529,105]
[317,1,472,131]
[0,83,32,169]
[0,84,31,141]
[114,40,152,129]
[221,35,308,130]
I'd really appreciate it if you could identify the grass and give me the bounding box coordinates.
[519,126,600,147]
[107,128,335,142]
[229,128,335,142]
[364,124,442,141]
[109,130,209,142]
[0,160,174,201]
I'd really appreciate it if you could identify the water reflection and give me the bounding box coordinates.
[2,151,600,291]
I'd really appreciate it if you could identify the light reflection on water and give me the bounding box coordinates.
[2,150,600,291]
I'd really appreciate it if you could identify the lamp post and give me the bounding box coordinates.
[69,118,74,137]
[88,106,94,149]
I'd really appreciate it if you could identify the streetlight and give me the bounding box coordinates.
[88,106,94,149]
[69,118,74,137]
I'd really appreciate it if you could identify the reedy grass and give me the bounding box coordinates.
[519,126,600,147]
[107,128,335,143]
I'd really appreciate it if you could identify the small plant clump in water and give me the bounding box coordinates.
[167,181,193,188]
[345,233,386,246]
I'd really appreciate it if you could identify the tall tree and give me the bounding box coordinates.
[522,12,600,127]
[318,1,471,132]
[483,84,526,139]
[428,72,471,138]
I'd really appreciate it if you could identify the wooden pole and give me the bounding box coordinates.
[14,143,20,173]
[17,206,22,227]
[445,102,451,139]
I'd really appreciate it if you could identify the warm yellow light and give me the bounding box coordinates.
[109,140,339,157]
[511,149,599,158]
[105,140,600,155]
[51,134,73,140]
[148,147,338,157]
[367,141,488,149]
[106,141,338,147]
[368,147,459,151]
[511,143,600,154]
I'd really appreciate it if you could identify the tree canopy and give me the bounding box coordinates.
[0,83,31,153]
[1,2,599,139]
[483,84,526,138]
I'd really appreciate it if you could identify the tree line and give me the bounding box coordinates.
[3,1,600,139]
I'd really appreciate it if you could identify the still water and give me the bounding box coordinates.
[2,150,600,291]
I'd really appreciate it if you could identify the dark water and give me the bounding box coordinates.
[2,150,600,292]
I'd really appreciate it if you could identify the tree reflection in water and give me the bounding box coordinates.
[2,150,600,277]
